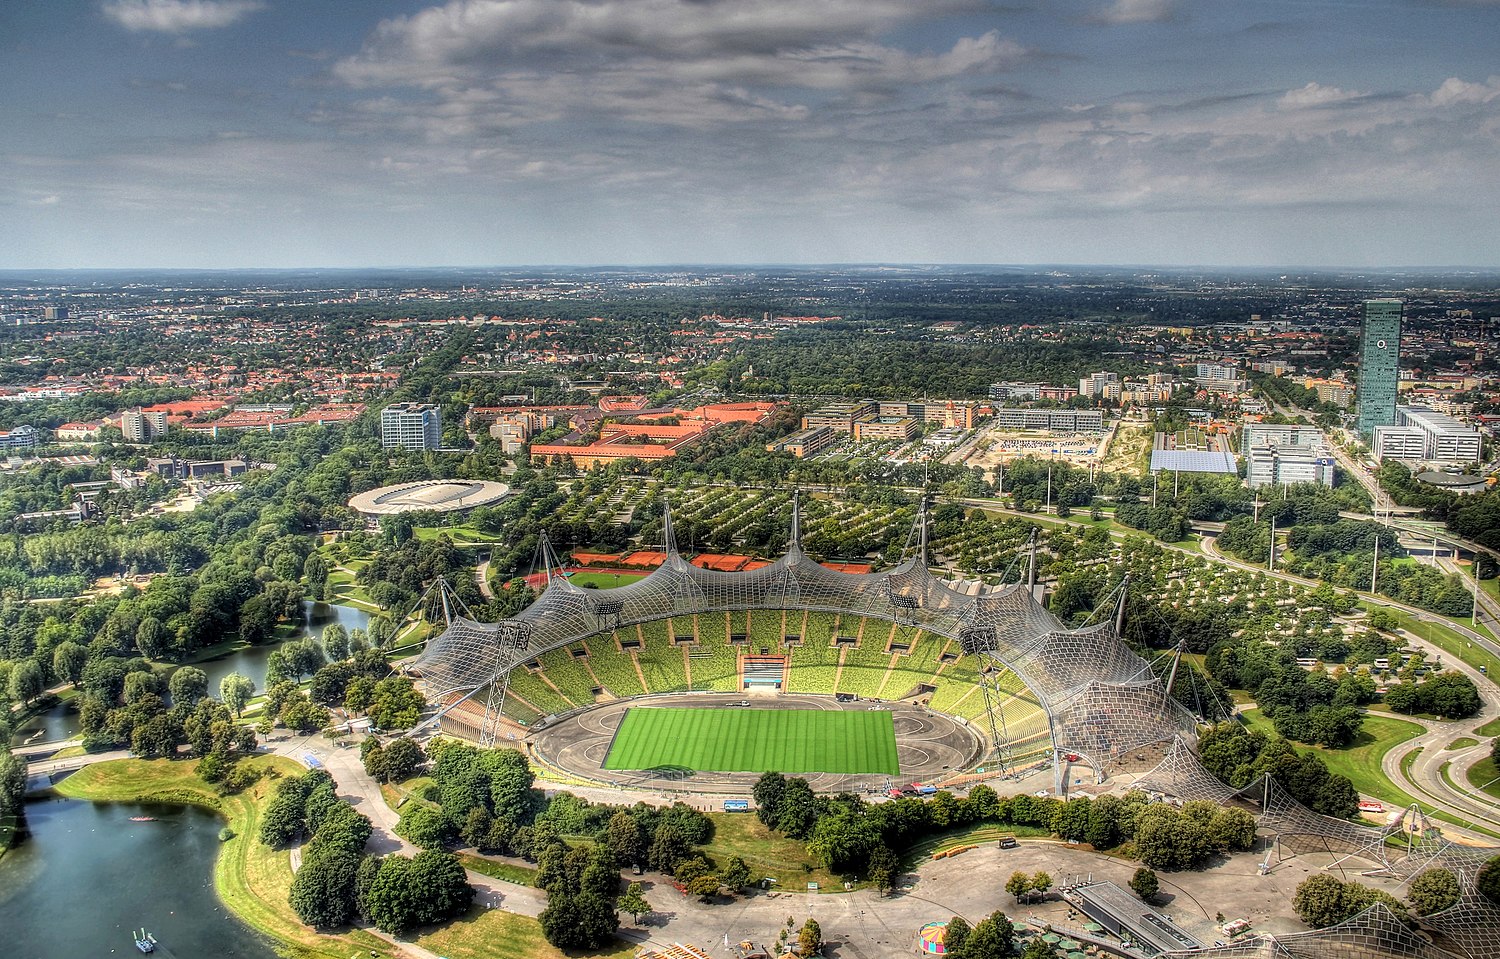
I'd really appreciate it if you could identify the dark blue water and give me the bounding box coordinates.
[0,795,278,959]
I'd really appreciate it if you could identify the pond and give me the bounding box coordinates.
[0,793,278,958]
[8,601,371,747]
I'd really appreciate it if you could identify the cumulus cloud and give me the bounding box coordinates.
[1091,0,1176,25]
[102,0,263,33]
[1426,75,1500,106]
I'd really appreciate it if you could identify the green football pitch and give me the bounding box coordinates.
[603,707,900,775]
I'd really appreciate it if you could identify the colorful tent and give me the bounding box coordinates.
[917,922,950,954]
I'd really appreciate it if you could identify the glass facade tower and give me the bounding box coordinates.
[1356,298,1402,436]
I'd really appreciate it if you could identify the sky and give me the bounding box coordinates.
[2,0,1499,269]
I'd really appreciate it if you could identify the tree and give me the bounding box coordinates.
[619,881,651,924]
[281,696,332,735]
[7,659,44,706]
[604,810,646,866]
[395,804,452,849]
[1005,871,1030,903]
[289,847,361,928]
[722,855,751,894]
[1407,868,1461,916]
[1293,875,1350,928]
[753,770,787,827]
[964,911,1015,959]
[539,890,619,950]
[798,918,822,957]
[169,666,208,707]
[381,737,424,783]
[322,623,350,662]
[868,844,899,896]
[648,823,688,873]
[1030,871,1052,900]
[945,916,971,957]
[368,676,425,730]
[1130,867,1159,902]
[220,672,255,717]
[687,873,721,900]
[135,616,167,661]
[1477,856,1500,907]
[52,641,88,687]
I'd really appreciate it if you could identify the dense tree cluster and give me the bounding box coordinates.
[1198,723,1359,819]
[1383,671,1483,720]
[1292,874,1408,928]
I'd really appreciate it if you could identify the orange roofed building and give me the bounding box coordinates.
[530,402,779,469]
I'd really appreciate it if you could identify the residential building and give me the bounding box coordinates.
[381,402,443,451]
[1356,299,1403,435]
[120,407,169,443]
[853,416,920,442]
[1078,371,1120,399]
[0,425,40,452]
[801,401,877,433]
[1242,422,1336,488]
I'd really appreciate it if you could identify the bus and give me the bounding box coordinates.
[722,799,750,813]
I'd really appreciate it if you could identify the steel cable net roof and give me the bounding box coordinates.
[410,502,1197,764]
[1162,904,1457,959]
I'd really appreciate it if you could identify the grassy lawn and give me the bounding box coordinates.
[1467,757,1500,801]
[565,570,648,589]
[414,525,505,546]
[458,852,538,886]
[699,811,846,891]
[1447,737,1479,750]
[1239,709,1425,806]
[1476,717,1500,737]
[903,823,1054,864]
[55,756,388,959]
[1371,605,1500,682]
[416,906,634,959]
[604,707,899,775]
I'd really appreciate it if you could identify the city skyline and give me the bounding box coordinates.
[3,0,1500,269]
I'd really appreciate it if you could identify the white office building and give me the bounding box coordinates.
[1372,405,1482,464]
[1242,422,1335,488]
[381,403,443,451]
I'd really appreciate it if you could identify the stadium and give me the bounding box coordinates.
[409,500,1195,794]
[406,500,1500,959]
[348,479,510,517]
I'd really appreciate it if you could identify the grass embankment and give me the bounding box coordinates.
[1373,605,1500,678]
[416,907,635,959]
[699,812,846,892]
[457,852,538,886]
[1467,758,1500,801]
[54,757,610,959]
[1239,709,1425,808]
[56,756,387,959]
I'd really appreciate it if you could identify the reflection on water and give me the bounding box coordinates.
[0,795,278,958]
[8,601,370,746]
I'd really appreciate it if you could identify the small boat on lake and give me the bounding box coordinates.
[133,928,157,953]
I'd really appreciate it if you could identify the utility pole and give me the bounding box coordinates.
[1371,533,1380,594]
[1252,494,1262,523]
[1269,516,1276,572]
[1046,465,1053,514]
[1152,471,1159,508]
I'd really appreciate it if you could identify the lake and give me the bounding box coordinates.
[8,601,371,747]
[0,794,279,958]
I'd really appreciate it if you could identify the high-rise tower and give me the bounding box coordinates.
[1356,298,1402,436]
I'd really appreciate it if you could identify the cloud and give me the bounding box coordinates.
[102,0,264,33]
[1278,82,1365,109]
[1426,76,1500,106]
[1091,0,1175,25]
